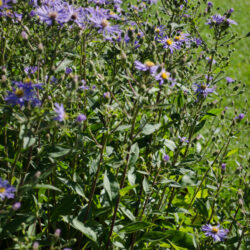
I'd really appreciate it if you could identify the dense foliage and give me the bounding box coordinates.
[0,0,249,249]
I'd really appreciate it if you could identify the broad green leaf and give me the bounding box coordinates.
[120,184,138,197]
[142,123,161,135]
[55,58,72,72]
[128,143,139,167]
[119,221,152,233]
[62,216,97,242]
[164,139,176,151]
[58,177,87,200]
[226,149,238,157]
[33,184,61,192]
[23,136,36,149]
[103,170,119,202]
[49,146,71,158]
[142,177,150,193]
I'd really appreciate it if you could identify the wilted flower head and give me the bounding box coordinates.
[53,103,67,122]
[32,241,39,250]
[0,178,16,200]
[76,114,86,123]
[24,66,38,75]
[226,77,235,83]
[202,224,229,241]
[54,228,61,237]
[12,202,21,210]
[178,136,189,143]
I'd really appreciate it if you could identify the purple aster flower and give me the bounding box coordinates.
[174,33,190,47]
[195,38,203,46]
[76,114,86,123]
[154,70,170,85]
[134,60,158,75]
[235,113,245,121]
[154,25,166,39]
[206,56,216,64]
[35,3,67,25]
[221,163,226,171]
[24,66,38,75]
[65,67,72,75]
[178,136,189,143]
[53,103,67,122]
[225,77,235,83]
[79,80,89,90]
[159,37,180,54]
[87,7,121,38]
[207,2,213,8]
[163,155,170,162]
[228,8,234,14]
[226,19,237,25]
[0,178,16,200]
[194,83,216,98]
[12,202,21,210]
[202,224,229,242]
[0,0,12,9]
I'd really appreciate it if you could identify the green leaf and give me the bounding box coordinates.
[142,177,150,193]
[49,146,71,158]
[55,58,72,72]
[128,143,139,167]
[119,221,152,233]
[142,123,161,135]
[120,184,138,197]
[194,120,206,134]
[23,136,36,149]
[33,184,61,192]
[164,139,176,151]
[138,230,194,249]
[103,170,119,202]
[58,177,88,200]
[226,149,238,157]
[62,216,97,242]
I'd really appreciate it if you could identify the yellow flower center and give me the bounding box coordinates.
[161,72,168,79]
[15,89,24,98]
[201,84,207,90]
[155,28,160,33]
[175,36,181,40]
[128,26,134,31]
[0,0,3,7]
[109,11,115,15]
[0,187,6,193]
[166,39,173,45]
[24,78,32,84]
[211,227,219,233]
[145,61,155,67]
[101,19,109,28]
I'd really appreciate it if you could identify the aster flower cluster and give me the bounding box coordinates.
[134,60,174,86]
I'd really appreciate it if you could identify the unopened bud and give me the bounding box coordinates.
[21,31,28,40]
